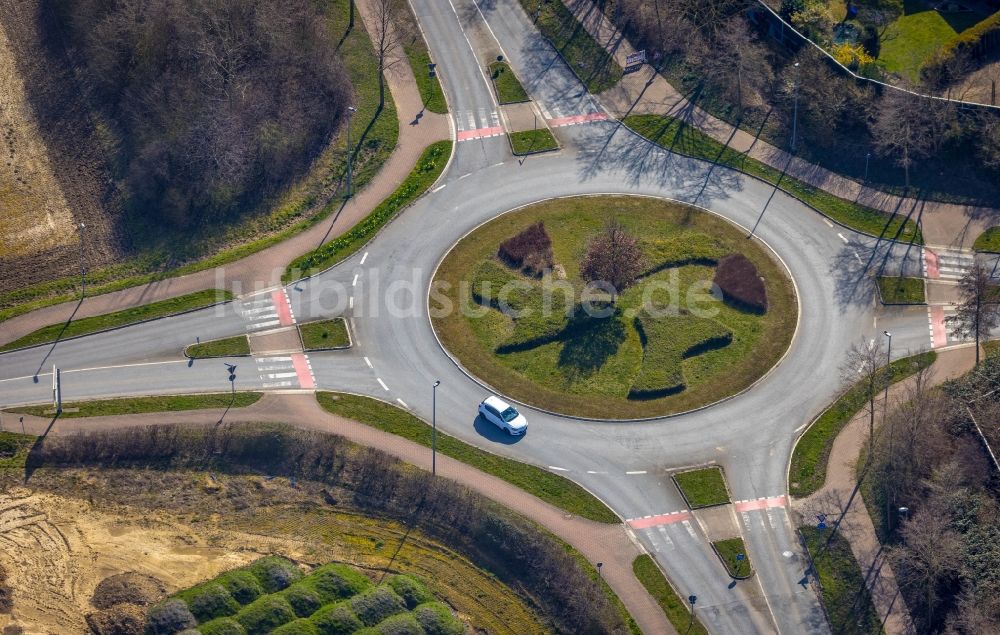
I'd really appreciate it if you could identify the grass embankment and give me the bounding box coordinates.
[315,392,618,523]
[185,335,251,358]
[398,1,447,113]
[299,318,350,350]
[519,0,622,93]
[284,140,451,281]
[878,1,985,83]
[489,61,530,103]
[974,227,1000,253]
[432,196,797,419]
[623,114,924,244]
[0,0,397,324]
[877,276,926,304]
[509,129,559,155]
[986,340,1000,358]
[5,393,262,419]
[713,537,752,578]
[789,351,937,497]
[0,432,35,469]
[632,555,708,635]
[673,467,731,508]
[800,526,882,634]
[0,289,233,352]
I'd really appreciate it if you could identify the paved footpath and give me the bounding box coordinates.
[0,0,450,348]
[564,0,998,251]
[791,346,977,635]
[9,392,676,635]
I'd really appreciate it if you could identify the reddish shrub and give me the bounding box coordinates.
[714,254,767,312]
[498,222,554,276]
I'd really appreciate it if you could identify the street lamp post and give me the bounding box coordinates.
[865,152,872,184]
[78,222,86,298]
[687,595,697,634]
[883,330,893,530]
[432,380,440,475]
[346,105,357,198]
[791,62,800,154]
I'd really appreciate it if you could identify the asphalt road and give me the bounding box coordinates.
[0,2,956,633]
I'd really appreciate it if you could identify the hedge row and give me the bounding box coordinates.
[922,11,1000,83]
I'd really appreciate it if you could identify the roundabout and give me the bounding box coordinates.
[431,195,798,419]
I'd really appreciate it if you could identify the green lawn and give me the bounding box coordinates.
[0,289,233,352]
[399,2,447,113]
[284,140,451,281]
[878,0,987,82]
[985,340,1000,358]
[432,195,797,419]
[0,432,36,469]
[789,351,937,497]
[5,393,262,419]
[974,227,1000,253]
[713,538,752,578]
[800,526,883,634]
[632,555,708,635]
[299,318,350,350]
[1,0,398,325]
[315,392,618,523]
[624,114,924,244]
[185,335,251,358]
[489,61,530,103]
[673,467,731,508]
[877,276,926,304]
[509,129,558,155]
[518,0,622,93]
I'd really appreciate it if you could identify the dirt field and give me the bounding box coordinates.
[952,60,1000,106]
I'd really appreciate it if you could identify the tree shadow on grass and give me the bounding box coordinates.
[556,312,626,380]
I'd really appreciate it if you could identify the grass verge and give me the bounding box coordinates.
[509,129,558,155]
[876,276,926,304]
[299,318,350,350]
[284,140,452,281]
[788,351,937,497]
[1,0,398,325]
[986,340,1000,358]
[185,335,251,358]
[632,555,707,635]
[315,391,619,523]
[712,537,752,578]
[4,392,262,419]
[0,289,233,352]
[0,432,35,469]
[489,61,530,103]
[518,0,622,93]
[800,526,882,634]
[399,1,447,113]
[673,467,730,509]
[623,114,924,244]
[974,227,1000,253]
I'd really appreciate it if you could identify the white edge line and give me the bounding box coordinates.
[359,251,369,265]
[547,465,569,471]
[364,356,373,369]
[376,377,388,391]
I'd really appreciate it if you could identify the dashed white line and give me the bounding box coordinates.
[586,470,608,474]
[396,398,409,409]
[490,162,504,168]
[431,184,446,193]
[548,466,569,471]
[352,274,359,287]
[376,377,389,391]
[364,356,373,369]
[626,470,647,475]
[837,232,849,243]
[359,251,368,265]
[349,296,354,309]
[823,218,834,228]
[853,250,863,264]
[457,173,471,180]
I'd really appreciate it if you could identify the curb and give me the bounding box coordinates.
[298,317,354,352]
[670,464,733,511]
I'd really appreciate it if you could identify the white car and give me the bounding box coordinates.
[478,395,527,435]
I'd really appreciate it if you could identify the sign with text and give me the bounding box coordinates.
[624,49,647,75]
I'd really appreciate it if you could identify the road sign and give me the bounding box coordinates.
[736,553,745,561]
[626,50,647,66]
[688,595,697,605]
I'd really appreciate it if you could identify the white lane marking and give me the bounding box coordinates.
[364,356,373,369]
[262,381,294,388]
[838,232,848,243]
[490,161,504,168]
[657,525,675,550]
[682,520,697,538]
[457,172,471,180]
[854,250,864,264]
[360,251,368,265]
[626,470,647,475]
[396,398,409,409]
[255,356,294,363]
[823,218,833,228]
[548,465,569,471]
[352,274,359,287]
[349,296,354,309]
[586,470,607,474]
[431,184,446,192]
[2,359,191,384]
[263,372,298,379]
[377,377,389,391]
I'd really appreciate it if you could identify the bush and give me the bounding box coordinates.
[248,557,303,594]
[198,617,247,635]
[349,587,407,627]
[385,576,433,610]
[270,618,320,635]
[282,585,322,618]
[923,12,1000,85]
[713,254,767,312]
[309,602,363,635]
[413,603,463,635]
[235,595,297,635]
[177,583,240,622]
[303,564,371,604]
[145,599,197,635]
[497,222,554,277]
[215,570,264,606]
[373,612,423,635]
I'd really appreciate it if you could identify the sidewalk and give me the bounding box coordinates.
[564,0,998,251]
[10,392,675,635]
[790,346,977,635]
[0,0,450,348]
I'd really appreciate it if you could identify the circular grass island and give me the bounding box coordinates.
[431,196,797,419]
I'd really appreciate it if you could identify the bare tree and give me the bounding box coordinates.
[946,263,1000,365]
[372,0,405,113]
[841,338,887,464]
[580,219,646,302]
[871,88,957,189]
[702,17,774,112]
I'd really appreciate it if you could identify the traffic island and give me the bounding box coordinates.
[508,128,559,156]
[672,466,731,509]
[298,318,351,351]
[876,276,926,305]
[711,537,754,580]
[184,335,251,359]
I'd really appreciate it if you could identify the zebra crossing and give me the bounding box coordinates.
[928,304,972,348]
[253,353,316,390]
[455,108,503,142]
[631,515,700,555]
[538,102,608,127]
[237,289,295,333]
[923,246,976,281]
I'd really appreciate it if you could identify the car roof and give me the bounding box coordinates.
[483,395,514,411]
